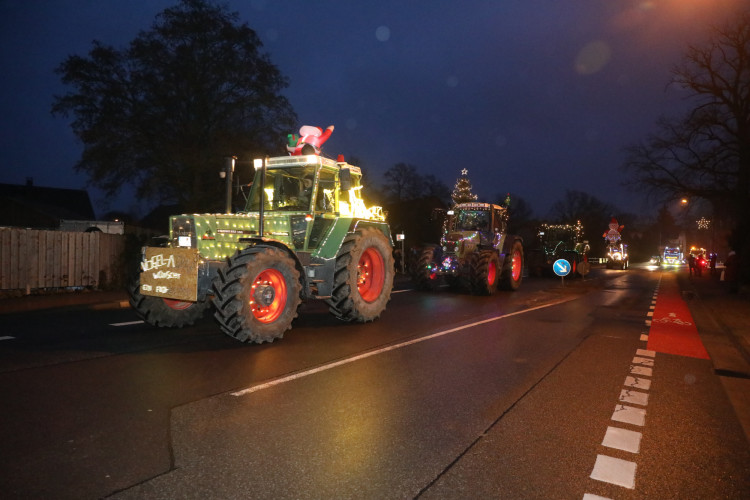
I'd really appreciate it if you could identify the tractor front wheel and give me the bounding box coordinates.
[413,246,440,291]
[213,247,302,343]
[470,250,500,295]
[327,227,395,322]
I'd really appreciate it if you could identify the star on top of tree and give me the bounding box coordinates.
[461,168,468,175]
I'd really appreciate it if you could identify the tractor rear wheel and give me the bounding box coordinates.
[499,240,524,291]
[470,250,500,295]
[327,227,394,322]
[213,246,302,343]
[128,272,209,328]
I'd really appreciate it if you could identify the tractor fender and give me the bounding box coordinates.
[237,237,307,281]
[500,235,523,269]
[349,219,393,245]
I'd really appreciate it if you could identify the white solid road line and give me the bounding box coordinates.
[231,295,579,397]
[110,320,145,327]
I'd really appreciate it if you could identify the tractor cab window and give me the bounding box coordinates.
[247,166,318,211]
[316,170,336,213]
[455,210,490,232]
[492,208,507,233]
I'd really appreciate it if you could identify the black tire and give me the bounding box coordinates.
[413,246,440,291]
[212,246,302,343]
[128,273,209,328]
[470,250,500,295]
[500,240,524,291]
[327,227,395,322]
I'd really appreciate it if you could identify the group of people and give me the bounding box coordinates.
[687,252,708,277]
[688,250,740,293]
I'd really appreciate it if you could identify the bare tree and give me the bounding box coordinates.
[383,163,424,202]
[623,13,750,281]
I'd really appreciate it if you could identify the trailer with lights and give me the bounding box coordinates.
[129,154,395,343]
[411,202,523,294]
[525,221,589,277]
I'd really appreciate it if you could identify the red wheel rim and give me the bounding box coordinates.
[358,247,385,302]
[163,299,192,310]
[487,259,497,285]
[249,268,287,323]
[511,250,522,281]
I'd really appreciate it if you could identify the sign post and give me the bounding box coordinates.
[553,258,571,286]
[396,233,406,274]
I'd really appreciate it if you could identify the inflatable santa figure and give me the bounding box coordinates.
[603,217,625,243]
[287,125,334,155]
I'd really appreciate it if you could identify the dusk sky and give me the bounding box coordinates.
[1,0,747,219]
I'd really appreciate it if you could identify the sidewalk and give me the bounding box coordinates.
[0,288,130,315]
[677,268,750,443]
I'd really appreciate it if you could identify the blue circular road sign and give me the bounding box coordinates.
[553,259,571,277]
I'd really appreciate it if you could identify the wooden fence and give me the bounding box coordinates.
[0,227,126,292]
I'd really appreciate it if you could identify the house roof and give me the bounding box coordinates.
[0,181,96,229]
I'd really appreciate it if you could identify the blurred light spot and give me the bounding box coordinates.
[445,75,459,87]
[684,373,696,385]
[575,40,612,75]
[375,26,391,42]
[345,118,357,130]
[638,1,656,11]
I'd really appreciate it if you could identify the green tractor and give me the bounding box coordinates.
[129,154,395,343]
[412,202,524,294]
[525,221,589,277]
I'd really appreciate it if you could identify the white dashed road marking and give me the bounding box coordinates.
[0,336,15,341]
[624,375,651,390]
[585,279,660,497]
[611,404,646,426]
[630,365,652,376]
[583,494,613,500]
[632,356,654,366]
[619,389,649,406]
[602,426,642,453]
[590,454,637,489]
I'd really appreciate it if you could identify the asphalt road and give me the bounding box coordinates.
[0,266,748,499]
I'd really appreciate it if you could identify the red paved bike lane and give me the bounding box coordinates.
[647,273,710,359]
